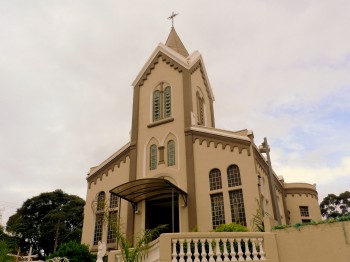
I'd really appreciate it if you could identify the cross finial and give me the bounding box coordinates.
[167,12,179,28]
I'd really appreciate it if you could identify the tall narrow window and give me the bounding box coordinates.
[164,86,172,118]
[196,92,204,125]
[227,165,242,187]
[107,211,118,243]
[93,191,106,245]
[150,144,157,170]
[107,193,119,244]
[229,189,246,226]
[110,193,118,209]
[93,213,104,245]
[152,84,172,123]
[97,191,106,211]
[209,168,222,190]
[167,140,175,166]
[210,193,225,228]
[153,90,161,121]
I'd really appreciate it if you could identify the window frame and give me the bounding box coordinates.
[229,189,247,226]
[227,165,242,187]
[210,193,225,228]
[150,144,157,170]
[209,168,222,191]
[167,140,175,166]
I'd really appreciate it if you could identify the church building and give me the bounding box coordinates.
[81,26,321,253]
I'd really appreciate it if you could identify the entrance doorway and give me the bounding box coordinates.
[145,197,179,233]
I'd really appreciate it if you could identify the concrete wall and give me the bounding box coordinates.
[142,221,350,262]
[275,221,350,262]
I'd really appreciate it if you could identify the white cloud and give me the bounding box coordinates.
[0,0,349,225]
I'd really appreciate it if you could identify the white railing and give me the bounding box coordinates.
[171,237,266,261]
[113,232,277,262]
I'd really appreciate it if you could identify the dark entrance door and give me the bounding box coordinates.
[145,197,179,233]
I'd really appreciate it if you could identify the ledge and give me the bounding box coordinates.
[147,117,174,128]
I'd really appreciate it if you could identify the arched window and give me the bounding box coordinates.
[96,191,106,211]
[153,90,161,121]
[167,140,175,166]
[227,165,242,187]
[110,193,118,209]
[164,86,172,118]
[209,168,222,190]
[152,84,172,122]
[150,144,157,170]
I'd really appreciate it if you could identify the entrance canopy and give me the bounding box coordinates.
[110,178,187,205]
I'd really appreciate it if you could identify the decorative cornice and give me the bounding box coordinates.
[253,146,269,175]
[87,145,131,188]
[136,52,184,88]
[187,128,251,156]
[284,187,318,199]
[190,60,214,100]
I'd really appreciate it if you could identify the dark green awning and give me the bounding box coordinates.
[110,178,187,204]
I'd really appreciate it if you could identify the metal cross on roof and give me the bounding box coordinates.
[167,12,179,27]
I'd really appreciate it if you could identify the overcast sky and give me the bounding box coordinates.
[1,1,349,226]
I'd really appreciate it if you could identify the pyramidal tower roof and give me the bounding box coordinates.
[165,27,189,57]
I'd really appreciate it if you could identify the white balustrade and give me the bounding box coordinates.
[171,237,266,261]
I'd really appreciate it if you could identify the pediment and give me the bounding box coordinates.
[132,44,214,100]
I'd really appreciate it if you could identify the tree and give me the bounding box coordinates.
[6,189,85,256]
[47,241,95,262]
[320,191,350,218]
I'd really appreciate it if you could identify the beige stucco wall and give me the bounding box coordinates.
[81,157,130,249]
[134,57,190,233]
[193,139,261,231]
[275,221,350,262]
[191,68,213,127]
[136,57,187,185]
[284,183,321,224]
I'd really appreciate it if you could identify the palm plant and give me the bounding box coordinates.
[114,223,167,262]
[92,196,167,262]
[250,199,269,232]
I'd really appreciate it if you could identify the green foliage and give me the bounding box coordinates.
[271,215,350,230]
[320,191,350,219]
[0,240,12,262]
[6,189,85,255]
[250,199,269,232]
[212,222,248,232]
[115,223,167,262]
[47,241,95,262]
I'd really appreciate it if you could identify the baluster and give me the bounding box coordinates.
[179,239,185,262]
[186,240,192,261]
[250,238,259,261]
[215,238,223,262]
[193,239,200,262]
[229,238,238,261]
[207,238,215,262]
[222,238,230,262]
[243,238,252,261]
[200,239,208,262]
[172,239,178,262]
[236,238,244,261]
[257,238,266,260]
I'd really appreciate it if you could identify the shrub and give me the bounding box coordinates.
[47,241,95,262]
[212,223,248,232]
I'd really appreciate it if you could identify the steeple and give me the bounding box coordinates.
[165,27,189,57]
